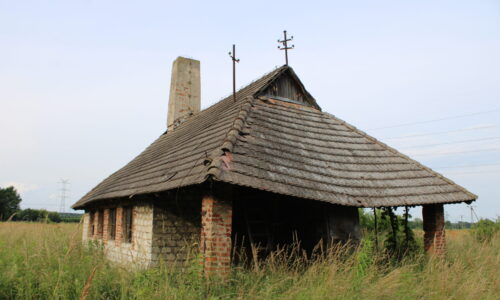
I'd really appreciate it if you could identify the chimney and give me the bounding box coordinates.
[167,57,201,130]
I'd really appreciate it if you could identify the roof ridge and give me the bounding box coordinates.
[205,96,256,180]
[320,112,477,202]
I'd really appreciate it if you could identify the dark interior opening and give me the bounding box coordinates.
[231,186,361,264]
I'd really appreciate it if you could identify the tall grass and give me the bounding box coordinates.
[0,222,498,299]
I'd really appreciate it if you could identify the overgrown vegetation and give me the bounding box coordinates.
[0,222,498,299]
[359,208,420,260]
[471,218,500,242]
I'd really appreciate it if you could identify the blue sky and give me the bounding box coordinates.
[1,0,499,221]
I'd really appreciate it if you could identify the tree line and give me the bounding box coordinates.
[0,186,81,223]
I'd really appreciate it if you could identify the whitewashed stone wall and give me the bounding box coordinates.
[81,196,202,269]
[82,203,154,268]
[104,203,154,268]
[82,213,89,243]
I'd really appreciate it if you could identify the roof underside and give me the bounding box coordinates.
[73,65,476,209]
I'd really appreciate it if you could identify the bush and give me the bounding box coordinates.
[48,212,62,223]
[472,218,500,242]
[14,209,62,223]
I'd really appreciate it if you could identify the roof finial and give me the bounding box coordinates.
[228,44,240,102]
[277,30,294,66]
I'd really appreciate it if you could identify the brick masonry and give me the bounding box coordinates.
[200,193,233,277]
[422,204,446,256]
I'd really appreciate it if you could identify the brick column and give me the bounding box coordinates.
[200,191,233,277]
[422,204,446,257]
[92,210,99,239]
[115,206,123,247]
[103,209,110,244]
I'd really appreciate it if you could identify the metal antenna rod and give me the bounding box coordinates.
[278,30,294,65]
[228,44,240,102]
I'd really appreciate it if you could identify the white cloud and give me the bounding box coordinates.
[1,182,39,195]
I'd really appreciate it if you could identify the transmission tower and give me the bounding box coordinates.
[468,205,479,224]
[59,179,69,213]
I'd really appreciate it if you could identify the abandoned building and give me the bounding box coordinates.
[72,56,477,275]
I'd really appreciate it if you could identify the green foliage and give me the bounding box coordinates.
[48,212,62,223]
[472,218,500,243]
[59,213,83,223]
[14,209,62,223]
[359,208,419,259]
[0,186,22,220]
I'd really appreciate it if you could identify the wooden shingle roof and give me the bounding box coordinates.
[72,65,476,209]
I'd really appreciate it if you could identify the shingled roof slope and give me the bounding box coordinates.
[72,66,288,209]
[73,65,476,209]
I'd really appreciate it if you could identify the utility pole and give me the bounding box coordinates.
[59,179,69,213]
[278,30,294,65]
[228,44,240,102]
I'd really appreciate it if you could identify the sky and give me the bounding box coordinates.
[1,0,499,222]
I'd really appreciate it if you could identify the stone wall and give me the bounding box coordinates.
[81,192,204,268]
[151,198,201,266]
[83,202,154,268]
[105,203,154,267]
[82,212,89,243]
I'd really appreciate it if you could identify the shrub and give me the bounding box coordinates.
[472,218,500,242]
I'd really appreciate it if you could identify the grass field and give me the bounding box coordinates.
[0,222,498,299]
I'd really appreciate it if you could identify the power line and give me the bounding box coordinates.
[434,162,500,170]
[446,169,500,175]
[400,136,500,149]
[382,125,498,140]
[368,108,500,131]
[410,147,500,157]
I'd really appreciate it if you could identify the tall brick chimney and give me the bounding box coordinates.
[167,57,201,130]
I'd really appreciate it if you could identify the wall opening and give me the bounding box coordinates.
[89,210,95,237]
[109,208,116,240]
[123,206,133,243]
[231,187,360,264]
[97,209,104,238]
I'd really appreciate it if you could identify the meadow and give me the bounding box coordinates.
[0,222,498,300]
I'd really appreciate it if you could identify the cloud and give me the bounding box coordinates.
[1,182,39,195]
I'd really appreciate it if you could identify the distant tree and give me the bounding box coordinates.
[16,208,41,222]
[48,211,62,223]
[0,186,22,220]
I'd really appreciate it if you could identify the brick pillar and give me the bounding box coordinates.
[115,206,123,247]
[422,204,446,257]
[200,191,233,277]
[103,209,110,244]
[92,210,99,239]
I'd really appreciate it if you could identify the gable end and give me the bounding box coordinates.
[255,67,321,110]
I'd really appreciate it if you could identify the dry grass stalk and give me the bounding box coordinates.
[80,266,97,300]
